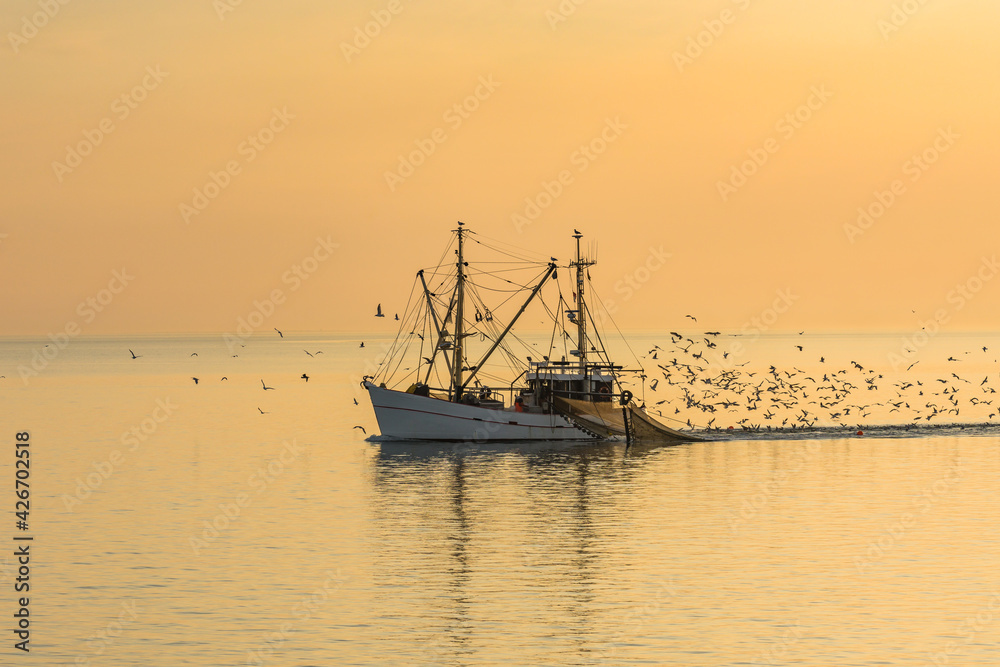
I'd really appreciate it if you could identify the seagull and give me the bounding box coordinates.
[395,314,399,321]
[375,304,385,317]
[360,342,365,348]
[274,328,283,338]
[261,379,275,390]
[190,352,198,356]
[258,407,268,414]
[795,346,803,352]
[685,315,697,322]
[192,377,199,384]
[129,349,142,359]
[220,377,228,381]
[301,373,310,382]
[353,398,358,405]
[353,425,367,435]
[304,350,314,357]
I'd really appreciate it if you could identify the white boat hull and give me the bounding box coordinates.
[364,382,600,442]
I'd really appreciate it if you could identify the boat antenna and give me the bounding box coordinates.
[571,229,595,373]
[452,221,466,402]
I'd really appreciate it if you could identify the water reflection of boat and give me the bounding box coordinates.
[368,442,627,663]
[364,223,704,445]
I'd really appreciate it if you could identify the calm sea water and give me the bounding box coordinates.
[2,331,1000,666]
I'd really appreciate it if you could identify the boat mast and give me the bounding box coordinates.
[452,222,466,402]
[571,230,595,372]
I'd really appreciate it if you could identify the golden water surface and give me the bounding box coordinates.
[1,333,998,666]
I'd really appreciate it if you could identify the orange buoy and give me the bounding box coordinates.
[856,430,863,436]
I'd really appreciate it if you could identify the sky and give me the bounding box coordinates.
[2,0,999,336]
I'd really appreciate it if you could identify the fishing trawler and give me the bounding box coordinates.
[362,223,703,444]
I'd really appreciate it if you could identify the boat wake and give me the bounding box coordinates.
[702,421,998,441]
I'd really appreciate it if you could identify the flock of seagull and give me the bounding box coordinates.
[118,308,387,420]
[121,315,1000,434]
[126,329,319,415]
[634,329,1000,433]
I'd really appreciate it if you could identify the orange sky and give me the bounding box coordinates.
[2,0,999,336]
